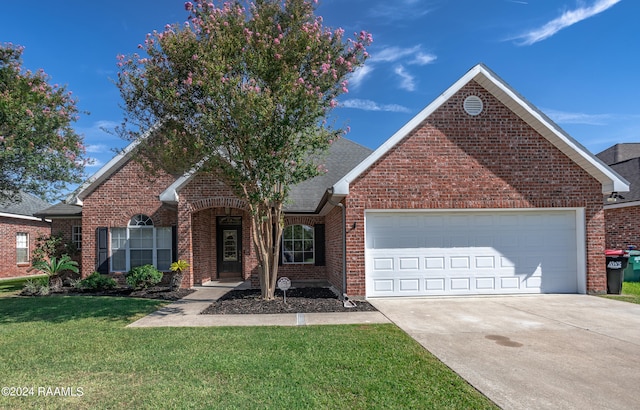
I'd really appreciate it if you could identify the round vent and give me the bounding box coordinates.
[463,95,483,116]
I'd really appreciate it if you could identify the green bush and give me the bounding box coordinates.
[21,277,50,296]
[78,272,117,291]
[126,265,163,289]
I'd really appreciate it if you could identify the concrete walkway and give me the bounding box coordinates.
[370,294,640,410]
[128,280,389,328]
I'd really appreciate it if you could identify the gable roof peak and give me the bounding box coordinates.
[331,63,628,196]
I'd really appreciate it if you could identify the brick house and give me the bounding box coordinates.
[596,144,640,249]
[0,192,51,279]
[37,64,627,297]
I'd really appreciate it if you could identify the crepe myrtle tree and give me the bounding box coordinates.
[116,0,371,299]
[0,43,86,204]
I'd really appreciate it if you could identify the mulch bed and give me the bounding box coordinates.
[201,287,377,315]
[23,286,195,301]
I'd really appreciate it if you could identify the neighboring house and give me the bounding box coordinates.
[37,64,628,297]
[596,143,640,249]
[0,192,51,279]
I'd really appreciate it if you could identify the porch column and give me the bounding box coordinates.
[178,198,194,288]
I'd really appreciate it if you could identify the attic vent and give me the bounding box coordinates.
[463,95,483,116]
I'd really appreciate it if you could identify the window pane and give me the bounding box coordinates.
[111,228,127,250]
[283,226,293,240]
[156,227,172,249]
[16,233,28,263]
[282,225,314,264]
[17,249,28,264]
[130,228,153,249]
[112,249,127,272]
[157,249,172,271]
[72,226,82,250]
[130,250,153,268]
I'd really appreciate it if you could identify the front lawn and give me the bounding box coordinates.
[0,276,46,296]
[0,295,496,409]
[603,281,640,304]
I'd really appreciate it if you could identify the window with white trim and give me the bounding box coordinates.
[72,226,82,250]
[282,224,314,264]
[16,232,29,264]
[110,215,172,271]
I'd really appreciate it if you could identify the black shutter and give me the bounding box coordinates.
[172,225,178,263]
[314,224,325,266]
[96,227,109,274]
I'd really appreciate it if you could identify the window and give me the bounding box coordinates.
[110,215,172,272]
[72,226,82,250]
[282,224,314,264]
[16,232,29,264]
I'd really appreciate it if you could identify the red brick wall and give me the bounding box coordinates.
[345,81,605,296]
[50,218,82,265]
[604,205,640,249]
[0,216,51,279]
[325,202,345,293]
[81,159,177,277]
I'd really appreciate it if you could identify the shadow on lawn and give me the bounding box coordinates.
[0,296,165,324]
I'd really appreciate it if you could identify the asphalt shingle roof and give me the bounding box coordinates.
[597,144,640,203]
[0,191,51,217]
[285,138,373,212]
[34,203,83,218]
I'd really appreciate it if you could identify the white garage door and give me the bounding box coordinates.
[365,210,583,297]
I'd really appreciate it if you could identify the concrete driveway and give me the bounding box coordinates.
[370,295,640,410]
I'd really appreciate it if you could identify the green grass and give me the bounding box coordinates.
[0,295,496,409]
[602,282,640,304]
[0,276,47,296]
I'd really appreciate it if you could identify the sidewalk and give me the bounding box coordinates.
[128,280,390,328]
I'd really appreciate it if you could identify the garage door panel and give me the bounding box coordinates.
[366,210,579,297]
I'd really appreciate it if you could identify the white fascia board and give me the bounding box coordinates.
[0,212,50,222]
[67,122,164,204]
[332,65,484,196]
[67,138,142,204]
[474,66,629,194]
[332,63,629,196]
[158,162,204,204]
[317,192,346,216]
[604,200,640,210]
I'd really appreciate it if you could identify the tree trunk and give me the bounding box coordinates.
[250,200,284,300]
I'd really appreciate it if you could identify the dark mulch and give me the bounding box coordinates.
[201,287,377,315]
[22,286,195,301]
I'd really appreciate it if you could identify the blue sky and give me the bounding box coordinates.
[1,0,636,176]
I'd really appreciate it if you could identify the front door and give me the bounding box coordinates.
[217,216,242,279]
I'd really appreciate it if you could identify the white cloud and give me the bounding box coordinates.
[371,45,421,63]
[85,144,110,154]
[368,0,432,22]
[543,108,611,125]
[410,52,437,66]
[394,65,416,92]
[514,0,622,45]
[341,99,411,113]
[348,65,374,90]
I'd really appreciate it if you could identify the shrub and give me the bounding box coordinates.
[78,272,117,291]
[126,265,163,289]
[21,277,49,296]
[169,259,189,291]
[29,255,79,290]
[32,232,78,264]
